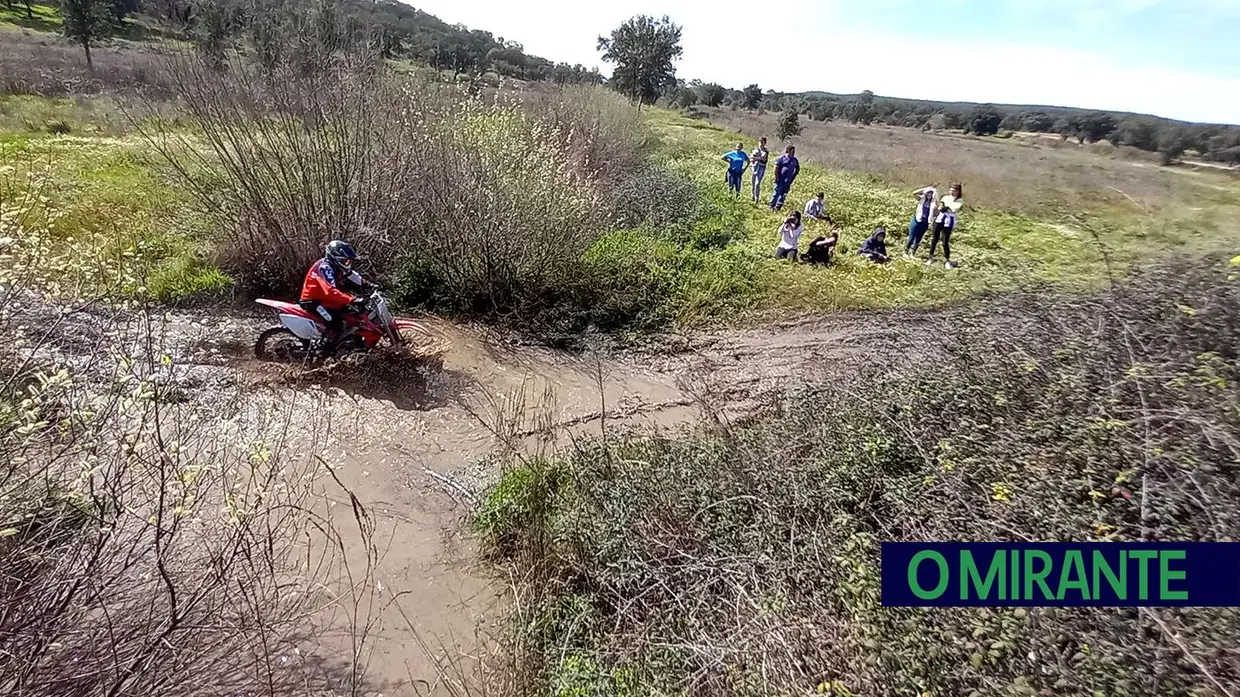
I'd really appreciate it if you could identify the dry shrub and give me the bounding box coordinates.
[154,47,650,325]
[0,32,173,97]
[0,154,379,695]
[478,258,1240,696]
[519,84,654,190]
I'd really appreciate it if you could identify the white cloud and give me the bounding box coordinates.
[402,0,1240,124]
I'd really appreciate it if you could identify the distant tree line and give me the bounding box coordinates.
[656,78,1240,166]
[47,0,604,84]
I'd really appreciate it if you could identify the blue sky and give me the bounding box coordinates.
[406,0,1240,124]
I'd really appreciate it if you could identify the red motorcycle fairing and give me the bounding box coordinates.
[254,299,383,347]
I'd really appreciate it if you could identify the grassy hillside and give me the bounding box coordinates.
[3,88,1238,327]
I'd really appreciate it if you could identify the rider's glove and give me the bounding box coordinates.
[348,297,368,312]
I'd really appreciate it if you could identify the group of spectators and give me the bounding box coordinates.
[721,138,800,210]
[723,139,965,269]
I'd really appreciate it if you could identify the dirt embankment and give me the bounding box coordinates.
[37,302,915,695]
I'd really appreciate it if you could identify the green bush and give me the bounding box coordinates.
[608,164,701,237]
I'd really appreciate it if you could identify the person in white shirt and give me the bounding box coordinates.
[750,137,770,202]
[804,192,827,220]
[775,211,804,261]
[926,183,964,269]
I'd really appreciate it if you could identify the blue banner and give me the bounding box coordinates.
[881,542,1240,607]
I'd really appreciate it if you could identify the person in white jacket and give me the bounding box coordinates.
[775,211,804,261]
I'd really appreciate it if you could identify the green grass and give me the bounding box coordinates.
[1,94,1235,316]
[0,2,61,32]
[0,95,142,136]
[640,108,1240,320]
[0,132,231,303]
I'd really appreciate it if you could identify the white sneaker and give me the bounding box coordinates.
[925,258,936,266]
[945,261,958,269]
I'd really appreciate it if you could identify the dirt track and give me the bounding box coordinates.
[45,303,919,694]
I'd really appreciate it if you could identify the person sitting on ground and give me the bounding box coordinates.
[906,185,937,255]
[721,142,750,197]
[804,192,828,220]
[802,230,839,265]
[775,211,804,261]
[927,183,964,269]
[857,227,890,264]
[299,239,375,347]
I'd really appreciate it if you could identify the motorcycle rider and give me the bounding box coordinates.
[299,240,375,348]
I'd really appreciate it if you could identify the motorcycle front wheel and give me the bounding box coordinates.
[255,327,312,362]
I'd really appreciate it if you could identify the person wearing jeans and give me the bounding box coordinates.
[721,142,749,196]
[750,137,770,202]
[906,186,937,254]
[769,145,800,211]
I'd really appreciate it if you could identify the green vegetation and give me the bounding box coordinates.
[476,259,1240,695]
[597,15,683,106]
[1,133,228,302]
[2,88,1237,320]
[0,1,62,32]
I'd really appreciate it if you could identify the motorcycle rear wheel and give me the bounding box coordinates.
[255,327,312,362]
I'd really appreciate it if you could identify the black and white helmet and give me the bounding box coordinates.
[324,240,359,272]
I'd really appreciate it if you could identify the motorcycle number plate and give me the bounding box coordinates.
[281,314,323,340]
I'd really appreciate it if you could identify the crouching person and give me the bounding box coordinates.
[857,227,890,264]
[803,231,838,265]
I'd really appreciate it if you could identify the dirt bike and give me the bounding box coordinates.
[253,289,429,361]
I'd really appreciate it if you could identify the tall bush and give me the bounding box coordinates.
[157,44,656,328]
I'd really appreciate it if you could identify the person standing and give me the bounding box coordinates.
[906,185,937,255]
[769,145,800,211]
[926,183,964,269]
[721,142,750,196]
[775,211,804,261]
[750,137,770,202]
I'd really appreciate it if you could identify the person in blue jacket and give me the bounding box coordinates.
[769,145,800,211]
[721,142,750,196]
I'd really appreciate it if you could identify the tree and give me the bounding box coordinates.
[1056,116,1083,143]
[845,100,875,125]
[597,15,683,105]
[966,104,1004,136]
[61,0,113,69]
[777,107,801,141]
[698,82,726,107]
[1111,118,1160,151]
[1022,111,1056,133]
[675,86,698,108]
[741,83,762,110]
[1078,112,1117,144]
[1159,128,1188,165]
[807,101,832,122]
